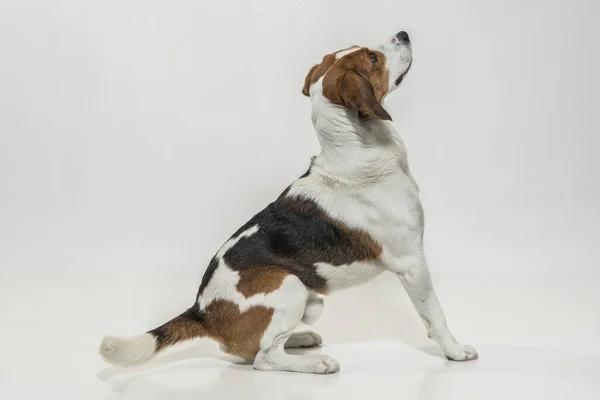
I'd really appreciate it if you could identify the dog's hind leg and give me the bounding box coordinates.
[285,331,323,348]
[300,291,324,325]
[285,292,324,348]
[254,277,339,374]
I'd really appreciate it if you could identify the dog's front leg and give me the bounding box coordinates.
[388,251,478,361]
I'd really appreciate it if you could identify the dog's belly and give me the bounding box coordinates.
[315,259,387,291]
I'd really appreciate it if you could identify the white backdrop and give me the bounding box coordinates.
[1,0,599,280]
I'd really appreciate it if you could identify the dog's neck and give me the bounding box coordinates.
[309,84,410,185]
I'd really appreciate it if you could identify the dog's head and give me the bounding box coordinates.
[302,31,412,121]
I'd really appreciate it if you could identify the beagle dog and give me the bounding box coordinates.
[100,30,478,374]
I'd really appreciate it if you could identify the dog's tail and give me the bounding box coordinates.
[99,307,207,366]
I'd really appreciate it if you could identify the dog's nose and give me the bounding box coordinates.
[395,31,410,43]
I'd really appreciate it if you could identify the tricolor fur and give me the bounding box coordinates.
[100,31,478,374]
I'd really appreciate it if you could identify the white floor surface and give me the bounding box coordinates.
[1,274,599,399]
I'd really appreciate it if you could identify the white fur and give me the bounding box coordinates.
[378,35,413,91]
[301,292,324,325]
[335,46,360,59]
[99,333,156,366]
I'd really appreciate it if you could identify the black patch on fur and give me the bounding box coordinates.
[222,197,379,291]
[149,325,167,346]
[196,159,380,294]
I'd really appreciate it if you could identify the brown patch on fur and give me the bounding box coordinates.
[322,48,391,120]
[312,287,329,295]
[149,300,274,358]
[236,268,289,298]
[303,54,336,96]
[340,221,384,261]
[150,308,207,352]
[202,300,274,359]
[302,46,360,96]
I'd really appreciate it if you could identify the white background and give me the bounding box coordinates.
[1,2,600,399]
[1,0,599,279]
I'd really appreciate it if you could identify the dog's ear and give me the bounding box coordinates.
[302,64,319,96]
[302,54,336,97]
[324,70,392,121]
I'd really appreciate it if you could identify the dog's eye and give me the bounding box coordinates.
[369,52,378,63]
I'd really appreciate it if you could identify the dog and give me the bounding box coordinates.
[100,30,478,374]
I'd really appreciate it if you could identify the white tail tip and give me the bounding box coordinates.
[99,333,156,366]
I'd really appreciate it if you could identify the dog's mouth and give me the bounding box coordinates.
[394,60,413,86]
[394,74,405,86]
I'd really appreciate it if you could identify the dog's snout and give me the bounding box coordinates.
[395,31,410,43]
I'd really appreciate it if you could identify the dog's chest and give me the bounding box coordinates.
[289,171,423,289]
[325,175,423,257]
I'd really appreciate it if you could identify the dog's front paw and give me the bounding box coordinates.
[445,343,479,361]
